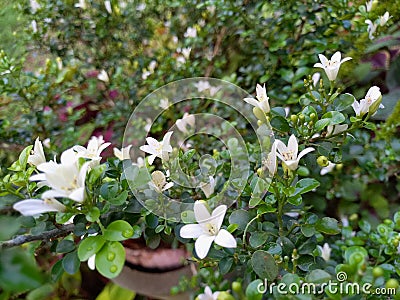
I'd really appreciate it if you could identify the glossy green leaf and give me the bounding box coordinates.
[251,250,278,281]
[62,251,80,275]
[294,178,320,195]
[95,241,125,279]
[315,217,340,235]
[78,235,106,261]
[103,220,134,241]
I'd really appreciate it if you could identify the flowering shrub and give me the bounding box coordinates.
[1,45,400,299]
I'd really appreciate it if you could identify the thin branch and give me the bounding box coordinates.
[0,224,75,249]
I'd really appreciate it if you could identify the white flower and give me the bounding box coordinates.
[176,56,186,65]
[113,145,132,160]
[136,3,146,11]
[199,176,216,198]
[31,20,38,33]
[365,19,377,40]
[56,57,63,70]
[312,72,321,87]
[180,201,237,259]
[28,137,46,167]
[43,138,51,149]
[88,254,96,270]
[318,243,331,262]
[265,141,278,175]
[365,0,373,12]
[198,286,220,300]
[73,135,111,162]
[326,124,348,137]
[97,70,109,83]
[379,12,391,26]
[75,0,87,9]
[104,1,112,14]
[320,161,336,176]
[149,171,174,192]
[176,113,195,134]
[275,135,315,171]
[314,51,352,81]
[194,81,211,92]
[30,0,41,13]
[180,47,191,59]
[13,198,66,216]
[184,27,197,38]
[352,86,383,117]
[159,99,170,109]
[243,84,270,113]
[31,149,89,202]
[139,132,173,165]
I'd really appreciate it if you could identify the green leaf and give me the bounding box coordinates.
[95,241,125,279]
[322,111,345,125]
[315,217,340,235]
[0,216,20,241]
[344,246,368,262]
[26,283,54,300]
[56,240,75,254]
[123,165,151,189]
[62,251,80,275]
[294,178,320,196]
[109,190,128,206]
[270,116,290,132]
[86,207,100,222]
[245,279,263,300]
[219,257,233,275]
[51,260,64,282]
[251,250,278,281]
[305,269,331,283]
[229,210,250,231]
[249,232,269,248]
[270,107,287,117]
[0,248,44,293]
[287,194,302,206]
[333,93,355,111]
[358,220,371,233]
[314,119,330,132]
[78,235,106,261]
[19,145,33,170]
[297,237,317,255]
[301,224,315,237]
[181,210,196,224]
[103,220,134,241]
[96,282,135,300]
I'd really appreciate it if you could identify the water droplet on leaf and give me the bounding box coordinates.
[110,265,118,273]
[107,252,115,261]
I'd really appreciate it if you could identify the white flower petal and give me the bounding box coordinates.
[211,205,227,230]
[180,224,204,239]
[195,235,215,259]
[13,199,65,216]
[214,229,237,248]
[194,201,211,223]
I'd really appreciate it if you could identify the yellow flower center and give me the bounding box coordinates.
[205,223,217,235]
[282,150,294,160]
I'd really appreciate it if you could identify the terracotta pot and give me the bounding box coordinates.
[112,241,195,300]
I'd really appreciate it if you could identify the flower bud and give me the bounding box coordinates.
[369,94,383,115]
[256,168,263,177]
[310,113,316,120]
[217,292,235,300]
[290,114,298,124]
[299,114,305,121]
[317,156,329,167]
[336,163,343,171]
[232,282,242,294]
[253,107,267,123]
